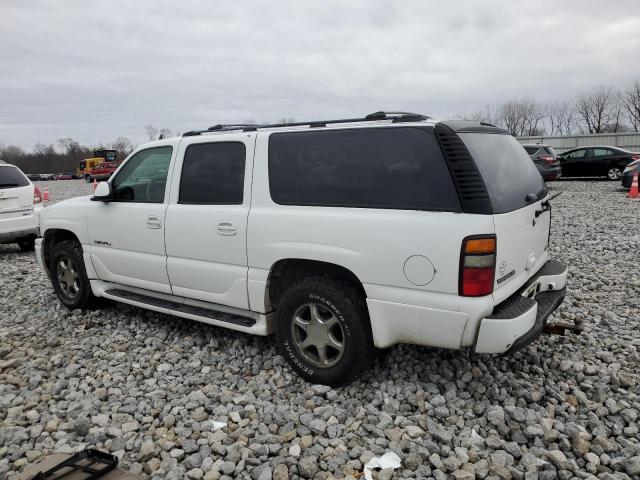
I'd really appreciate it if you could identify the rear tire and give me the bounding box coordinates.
[18,237,35,252]
[49,239,95,310]
[607,167,622,180]
[275,276,374,386]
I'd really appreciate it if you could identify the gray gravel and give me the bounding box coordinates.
[1,180,639,480]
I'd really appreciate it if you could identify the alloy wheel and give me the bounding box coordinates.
[291,303,345,368]
[607,168,622,180]
[57,256,80,299]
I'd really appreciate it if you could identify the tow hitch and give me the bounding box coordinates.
[543,318,583,336]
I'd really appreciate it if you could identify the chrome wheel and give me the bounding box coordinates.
[607,168,622,180]
[291,303,345,368]
[57,256,80,298]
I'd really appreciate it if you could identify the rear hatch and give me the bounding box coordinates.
[0,165,34,220]
[459,132,550,301]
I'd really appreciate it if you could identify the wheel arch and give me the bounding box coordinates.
[42,228,82,274]
[264,258,368,313]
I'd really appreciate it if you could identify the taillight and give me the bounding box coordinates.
[539,155,556,165]
[631,154,640,161]
[33,186,42,204]
[460,235,496,297]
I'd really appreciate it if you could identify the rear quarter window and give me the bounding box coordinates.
[459,133,547,213]
[0,165,30,188]
[268,127,460,211]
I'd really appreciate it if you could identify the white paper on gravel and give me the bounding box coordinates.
[212,421,227,430]
[363,452,402,480]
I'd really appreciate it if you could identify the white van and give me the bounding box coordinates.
[0,163,42,251]
[36,112,574,385]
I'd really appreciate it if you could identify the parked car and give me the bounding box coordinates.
[522,144,562,181]
[26,173,43,181]
[0,163,43,251]
[36,112,574,385]
[558,146,640,180]
[54,173,74,180]
[621,158,640,189]
[85,161,120,182]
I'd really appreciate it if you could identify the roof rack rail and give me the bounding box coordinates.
[182,111,429,137]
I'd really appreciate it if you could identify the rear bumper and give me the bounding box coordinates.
[0,209,39,243]
[474,259,569,354]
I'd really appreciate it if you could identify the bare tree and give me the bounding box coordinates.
[496,98,545,136]
[546,101,575,135]
[622,80,640,132]
[574,86,623,133]
[110,137,135,159]
[145,125,159,141]
[158,128,173,139]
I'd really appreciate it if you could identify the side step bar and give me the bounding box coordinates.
[104,288,256,328]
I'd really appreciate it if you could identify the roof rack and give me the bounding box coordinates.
[182,111,429,137]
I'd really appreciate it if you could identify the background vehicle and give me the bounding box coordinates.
[37,112,571,385]
[558,146,639,180]
[621,158,640,189]
[78,149,118,182]
[54,173,74,180]
[87,161,120,182]
[0,163,42,251]
[522,144,562,181]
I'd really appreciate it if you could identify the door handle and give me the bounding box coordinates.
[146,215,162,229]
[217,221,237,236]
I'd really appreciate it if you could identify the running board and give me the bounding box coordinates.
[104,288,256,328]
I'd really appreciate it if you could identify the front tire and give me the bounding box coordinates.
[84,174,92,183]
[275,276,374,386]
[49,240,95,310]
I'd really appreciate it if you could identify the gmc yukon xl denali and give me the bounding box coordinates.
[36,112,575,385]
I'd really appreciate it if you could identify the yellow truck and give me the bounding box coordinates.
[77,149,118,182]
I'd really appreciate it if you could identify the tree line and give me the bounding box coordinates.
[0,125,174,174]
[3,81,640,173]
[461,81,640,137]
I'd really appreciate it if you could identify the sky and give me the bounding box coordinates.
[1,0,640,150]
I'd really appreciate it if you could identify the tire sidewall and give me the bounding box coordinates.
[276,279,368,385]
[50,241,92,309]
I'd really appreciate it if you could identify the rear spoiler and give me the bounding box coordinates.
[438,120,509,135]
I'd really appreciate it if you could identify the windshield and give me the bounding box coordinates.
[0,165,30,188]
[460,133,547,213]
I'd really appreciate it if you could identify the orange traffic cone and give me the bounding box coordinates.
[93,179,97,191]
[629,173,639,199]
[43,187,49,203]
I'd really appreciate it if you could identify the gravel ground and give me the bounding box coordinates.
[1,180,639,480]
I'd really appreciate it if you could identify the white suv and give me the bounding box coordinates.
[0,163,42,251]
[36,112,573,385]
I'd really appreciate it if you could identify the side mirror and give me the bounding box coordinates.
[92,182,113,201]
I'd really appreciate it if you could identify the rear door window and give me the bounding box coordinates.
[268,127,460,211]
[179,142,246,204]
[459,133,547,213]
[0,166,30,189]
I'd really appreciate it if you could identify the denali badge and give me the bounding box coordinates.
[94,240,112,247]
[496,269,515,285]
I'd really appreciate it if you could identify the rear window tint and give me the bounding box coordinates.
[268,127,460,211]
[523,146,539,155]
[179,142,246,204]
[0,165,30,188]
[459,133,547,213]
